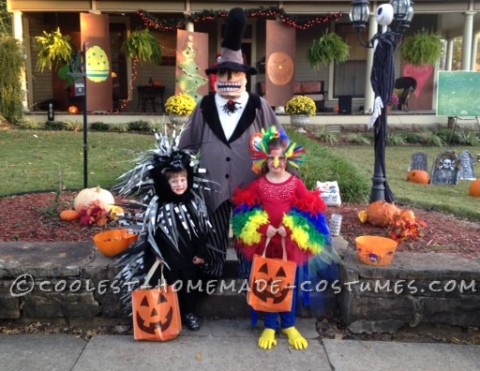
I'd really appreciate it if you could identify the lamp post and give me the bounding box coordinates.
[350,0,414,203]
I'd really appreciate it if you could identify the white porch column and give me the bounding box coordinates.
[470,32,478,71]
[445,38,454,71]
[12,11,28,111]
[363,13,377,114]
[462,11,475,71]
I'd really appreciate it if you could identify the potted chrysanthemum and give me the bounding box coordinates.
[285,95,316,131]
[165,93,196,116]
[164,93,196,129]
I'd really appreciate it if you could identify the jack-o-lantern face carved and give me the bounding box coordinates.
[251,262,292,305]
[135,293,173,334]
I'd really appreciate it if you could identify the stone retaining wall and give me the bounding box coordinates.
[1,241,479,334]
[0,242,124,321]
[338,246,480,334]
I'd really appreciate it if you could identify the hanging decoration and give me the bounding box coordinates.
[137,7,343,32]
[176,32,208,100]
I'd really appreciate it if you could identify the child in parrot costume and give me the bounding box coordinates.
[232,127,339,350]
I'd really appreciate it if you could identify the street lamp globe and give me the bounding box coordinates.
[350,0,370,30]
[391,0,415,30]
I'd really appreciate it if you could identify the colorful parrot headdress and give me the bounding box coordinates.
[250,126,306,174]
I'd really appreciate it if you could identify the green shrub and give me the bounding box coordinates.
[345,133,371,145]
[387,133,406,146]
[457,132,480,146]
[428,132,446,147]
[289,130,370,203]
[403,132,426,144]
[314,130,339,145]
[127,120,153,133]
[90,122,110,131]
[15,116,45,129]
[45,121,69,131]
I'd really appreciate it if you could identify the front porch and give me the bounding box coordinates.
[27,110,449,132]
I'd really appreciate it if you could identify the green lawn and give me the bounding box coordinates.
[328,145,480,221]
[0,130,153,195]
[1,129,479,222]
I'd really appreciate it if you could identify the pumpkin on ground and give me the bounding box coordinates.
[406,170,430,185]
[468,178,480,197]
[365,200,401,227]
[74,185,115,212]
[68,105,79,114]
[59,209,80,222]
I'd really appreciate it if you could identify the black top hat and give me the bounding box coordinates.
[205,8,257,75]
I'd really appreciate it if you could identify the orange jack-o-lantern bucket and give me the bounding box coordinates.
[132,285,182,341]
[247,238,297,313]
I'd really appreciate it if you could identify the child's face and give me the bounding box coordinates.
[267,147,287,173]
[167,173,188,195]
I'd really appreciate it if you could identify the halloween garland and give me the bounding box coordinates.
[137,7,343,32]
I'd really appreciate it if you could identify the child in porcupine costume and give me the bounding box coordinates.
[232,127,338,350]
[114,134,216,331]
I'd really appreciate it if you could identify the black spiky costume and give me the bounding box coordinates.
[114,133,216,319]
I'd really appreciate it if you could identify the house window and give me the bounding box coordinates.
[334,24,368,98]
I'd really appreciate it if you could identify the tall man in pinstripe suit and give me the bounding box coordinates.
[178,8,282,277]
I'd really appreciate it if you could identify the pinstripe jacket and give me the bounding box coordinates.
[178,93,282,212]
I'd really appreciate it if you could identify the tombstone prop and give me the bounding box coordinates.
[458,150,476,181]
[430,150,459,185]
[410,152,428,171]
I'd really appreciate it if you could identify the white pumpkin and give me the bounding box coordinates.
[73,185,115,212]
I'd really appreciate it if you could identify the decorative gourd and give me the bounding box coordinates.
[358,210,368,224]
[406,170,430,185]
[400,209,416,223]
[60,209,80,222]
[366,201,401,227]
[109,205,125,221]
[68,105,79,114]
[74,186,115,212]
[468,178,480,197]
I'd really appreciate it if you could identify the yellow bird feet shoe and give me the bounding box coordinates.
[281,327,309,350]
[258,328,277,350]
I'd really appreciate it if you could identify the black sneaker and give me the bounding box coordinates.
[184,313,201,331]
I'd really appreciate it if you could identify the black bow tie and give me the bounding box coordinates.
[223,100,241,114]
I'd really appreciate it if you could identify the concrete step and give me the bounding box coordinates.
[197,279,250,318]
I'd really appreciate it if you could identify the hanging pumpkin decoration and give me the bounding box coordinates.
[59,209,80,222]
[74,185,115,212]
[365,201,401,227]
[406,170,430,185]
[68,105,79,114]
[468,178,480,197]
